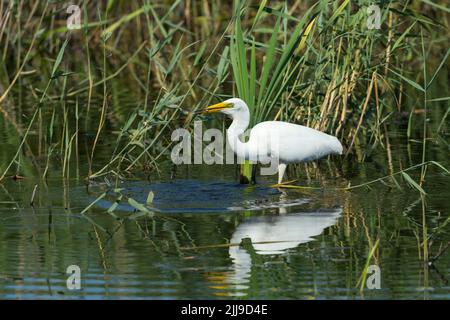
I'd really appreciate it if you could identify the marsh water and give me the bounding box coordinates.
[0,124,449,300]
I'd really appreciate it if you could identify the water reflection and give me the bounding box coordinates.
[218,209,341,296]
[2,168,449,299]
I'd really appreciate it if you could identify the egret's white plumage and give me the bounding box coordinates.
[202,98,343,185]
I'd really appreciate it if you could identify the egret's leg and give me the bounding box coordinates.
[251,164,257,184]
[271,164,296,187]
[277,164,297,184]
[278,163,286,184]
[270,163,299,188]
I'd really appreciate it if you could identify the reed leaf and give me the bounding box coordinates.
[401,171,426,194]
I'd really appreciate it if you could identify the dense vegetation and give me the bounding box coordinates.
[0,0,448,183]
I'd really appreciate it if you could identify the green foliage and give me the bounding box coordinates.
[230,3,317,125]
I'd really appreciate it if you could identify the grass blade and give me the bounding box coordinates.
[390,68,424,92]
[427,48,450,88]
[401,171,426,194]
[51,38,70,78]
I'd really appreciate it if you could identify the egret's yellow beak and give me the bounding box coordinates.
[199,102,233,114]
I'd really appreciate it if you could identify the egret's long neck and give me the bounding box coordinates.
[227,110,250,159]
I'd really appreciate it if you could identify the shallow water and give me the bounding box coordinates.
[0,128,449,300]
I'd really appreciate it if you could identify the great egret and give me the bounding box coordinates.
[200,98,343,187]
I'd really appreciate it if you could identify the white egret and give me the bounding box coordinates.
[200,98,343,187]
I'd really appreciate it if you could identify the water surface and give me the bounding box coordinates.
[0,128,449,300]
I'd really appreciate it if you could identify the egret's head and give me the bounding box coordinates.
[200,98,249,119]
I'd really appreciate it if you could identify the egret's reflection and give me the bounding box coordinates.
[210,208,342,297]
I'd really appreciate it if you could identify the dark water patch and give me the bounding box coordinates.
[93,179,310,214]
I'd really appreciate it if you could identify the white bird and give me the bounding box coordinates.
[200,98,343,187]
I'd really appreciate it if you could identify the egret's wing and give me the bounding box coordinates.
[250,121,342,163]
